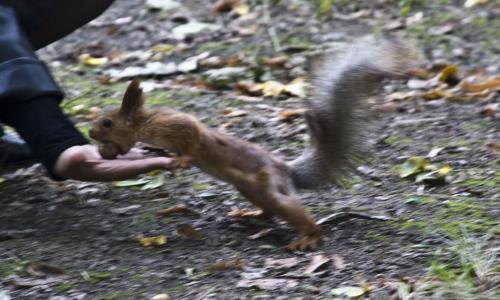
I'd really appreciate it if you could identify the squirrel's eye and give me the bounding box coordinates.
[102,118,113,128]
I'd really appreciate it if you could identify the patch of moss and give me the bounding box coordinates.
[384,134,412,145]
[0,261,23,278]
[96,290,135,300]
[169,284,188,295]
[56,282,76,292]
[192,182,212,191]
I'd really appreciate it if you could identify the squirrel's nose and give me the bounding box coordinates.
[88,129,98,139]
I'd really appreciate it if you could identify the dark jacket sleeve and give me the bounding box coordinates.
[0,5,88,179]
[0,5,63,103]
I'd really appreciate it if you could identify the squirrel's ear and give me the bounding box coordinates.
[120,79,145,119]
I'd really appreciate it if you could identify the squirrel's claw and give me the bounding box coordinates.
[286,234,321,251]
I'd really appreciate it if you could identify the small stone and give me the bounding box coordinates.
[111,205,142,215]
[150,294,171,300]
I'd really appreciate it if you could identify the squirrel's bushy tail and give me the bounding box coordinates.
[289,38,413,189]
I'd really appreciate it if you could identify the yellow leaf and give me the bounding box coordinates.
[437,65,459,83]
[421,89,447,100]
[253,81,285,97]
[464,0,488,8]
[284,77,307,98]
[79,54,108,66]
[150,43,175,53]
[233,3,250,15]
[176,223,203,240]
[438,164,451,176]
[137,234,167,247]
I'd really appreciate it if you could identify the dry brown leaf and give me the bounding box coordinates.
[480,103,498,117]
[279,109,306,120]
[486,141,500,155]
[304,254,330,275]
[264,257,300,270]
[156,204,195,217]
[460,77,500,93]
[421,89,448,100]
[206,258,241,272]
[386,90,419,101]
[248,228,273,240]
[213,0,241,13]
[223,109,248,118]
[228,207,264,217]
[26,262,64,277]
[176,223,203,240]
[237,278,299,291]
[262,56,288,68]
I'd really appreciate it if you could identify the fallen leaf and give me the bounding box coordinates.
[176,223,203,240]
[223,109,248,118]
[25,262,64,277]
[386,90,419,101]
[141,173,165,190]
[233,3,250,15]
[464,0,488,8]
[420,89,448,100]
[304,254,330,275]
[79,54,108,66]
[279,109,306,120]
[399,156,428,178]
[252,81,285,97]
[228,207,263,217]
[486,142,500,155]
[249,228,273,240]
[150,43,175,54]
[284,77,307,98]
[437,65,461,86]
[460,77,500,93]
[207,258,241,272]
[264,257,300,270]
[156,204,196,217]
[262,56,288,68]
[137,234,167,247]
[331,286,367,297]
[237,278,298,291]
[480,103,498,117]
[427,147,445,158]
[213,0,240,13]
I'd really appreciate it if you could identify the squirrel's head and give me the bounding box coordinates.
[89,79,146,156]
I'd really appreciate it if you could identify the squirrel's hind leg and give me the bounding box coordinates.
[238,171,322,250]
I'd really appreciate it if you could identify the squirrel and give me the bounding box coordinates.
[89,39,412,250]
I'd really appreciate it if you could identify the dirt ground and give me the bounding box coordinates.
[1,0,498,299]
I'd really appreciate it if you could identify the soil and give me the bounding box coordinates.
[1,0,498,299]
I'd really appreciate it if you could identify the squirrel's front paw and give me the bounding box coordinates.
[172,156,192,169]
[286,233,321,251]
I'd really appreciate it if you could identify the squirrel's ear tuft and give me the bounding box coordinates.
[120,79,145,119]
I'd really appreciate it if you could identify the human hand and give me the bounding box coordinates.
[54,144,177,181]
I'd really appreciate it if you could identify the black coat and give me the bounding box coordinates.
[0,1,114,176]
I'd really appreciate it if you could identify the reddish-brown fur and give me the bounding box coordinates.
[89,80,321,250]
